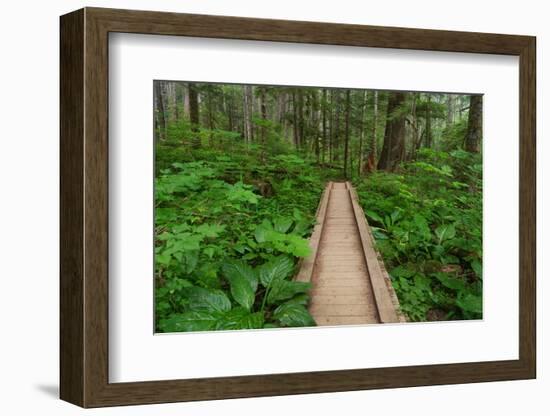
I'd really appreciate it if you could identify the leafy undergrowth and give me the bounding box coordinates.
[354,149,483,322]
[155,142,337,332]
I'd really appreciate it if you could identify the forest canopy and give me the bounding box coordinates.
[154,81,483,332]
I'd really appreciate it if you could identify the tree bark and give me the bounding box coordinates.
[225,89,234,132]
[329,90,335,162]
[312,90,320,162]
[424,94,433,148]
[333,91,341,162]
[377,92,406,171]
[154,81,166,142]
[465,95,482,152]
[343,90,351,178]
[358,90,367,176]
[167,82,177,123]
[260,87,268,146]
[243,85,254,145]
[298,90,305,150]
[207,88,214,146]
[321,89,327,163]
[183,84,190,119]
[446,94,455,127]
[409,93,421,160]
[188,83,200,148]
[365,91,378,173]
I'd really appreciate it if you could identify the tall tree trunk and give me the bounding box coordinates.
[292,92,300,148]
[329,90,335,162]
[358,90,367,176]
[424,94,433,148]
[312,90,320,162]
[276,92,285,124]
[183,84,190,119]
[446,94,454,127]
[409,93,420,160]
[377,92,406,171]
[167,82,177,123]
[174,83,181,121]
[207,90,214,146]
[298,90,305,151]
[226,90,234,132]
[154,81,166,142]
[259,87,268,161]
[260,87,268,145]
[333,91,341,162]
[366,91,378,172]
[243,85,254,145]
[291,90,305,149]
[343,90,351,178]
[188,83,200,148]
[321,89,327,163]
[465,95,482,152]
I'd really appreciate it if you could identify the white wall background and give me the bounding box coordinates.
[0,0,546,414]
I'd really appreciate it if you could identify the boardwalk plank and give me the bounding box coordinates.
[294,181,403,326]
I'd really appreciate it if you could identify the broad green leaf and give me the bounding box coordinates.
[156,251,172,266]
[292,220,310,235]
[435,224,456,244]
[432,272,466,292]
[203,247,215,259]
[258,255,294,287]
[284,234,312,257]
[222,259,258,293]
[226,273,256,310]
[184,250,199,273]
[186,287,231,313]
[390,210,402,224]
[233,244,247,254]
[282,293,310,306]
[441,165,453,176]
[267,280,312,305]
[390,266,415,279]
[470,259,482,279]
[292,208,304,221]
[172,233,203,251]
[158,311,219,332]
[366,210,384,225]
[456,293,483,314]
[412,214,431,239]
[273,217,293,233]
[240,311,264,329]
[215,308,265,330]
[273,303,316,327]
[195,223,226,238]
[254,221,272,243]
[226,182,259,204]
[165,278,193,293]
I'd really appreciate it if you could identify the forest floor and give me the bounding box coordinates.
[155,143,482,332]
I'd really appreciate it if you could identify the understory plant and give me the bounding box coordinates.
[155,143,335,332]
[355,148,482,321]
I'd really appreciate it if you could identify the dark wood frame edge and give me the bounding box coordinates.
[60,7,536,408]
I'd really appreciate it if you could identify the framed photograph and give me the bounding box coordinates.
[60,7,536,408]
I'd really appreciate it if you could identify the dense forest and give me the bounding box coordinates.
[154,81,483,332]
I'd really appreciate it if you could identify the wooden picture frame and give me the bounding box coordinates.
[60,7,536,408]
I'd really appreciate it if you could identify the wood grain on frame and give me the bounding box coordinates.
[60,7,536,407]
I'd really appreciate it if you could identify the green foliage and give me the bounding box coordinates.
[273,302,316,327]
[356,149,482,322]
[154,82,482,328]
[154,144,332,332]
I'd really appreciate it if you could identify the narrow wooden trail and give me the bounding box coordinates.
[296,182,403,326]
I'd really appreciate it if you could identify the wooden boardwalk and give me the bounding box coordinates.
[296,182,403,326]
